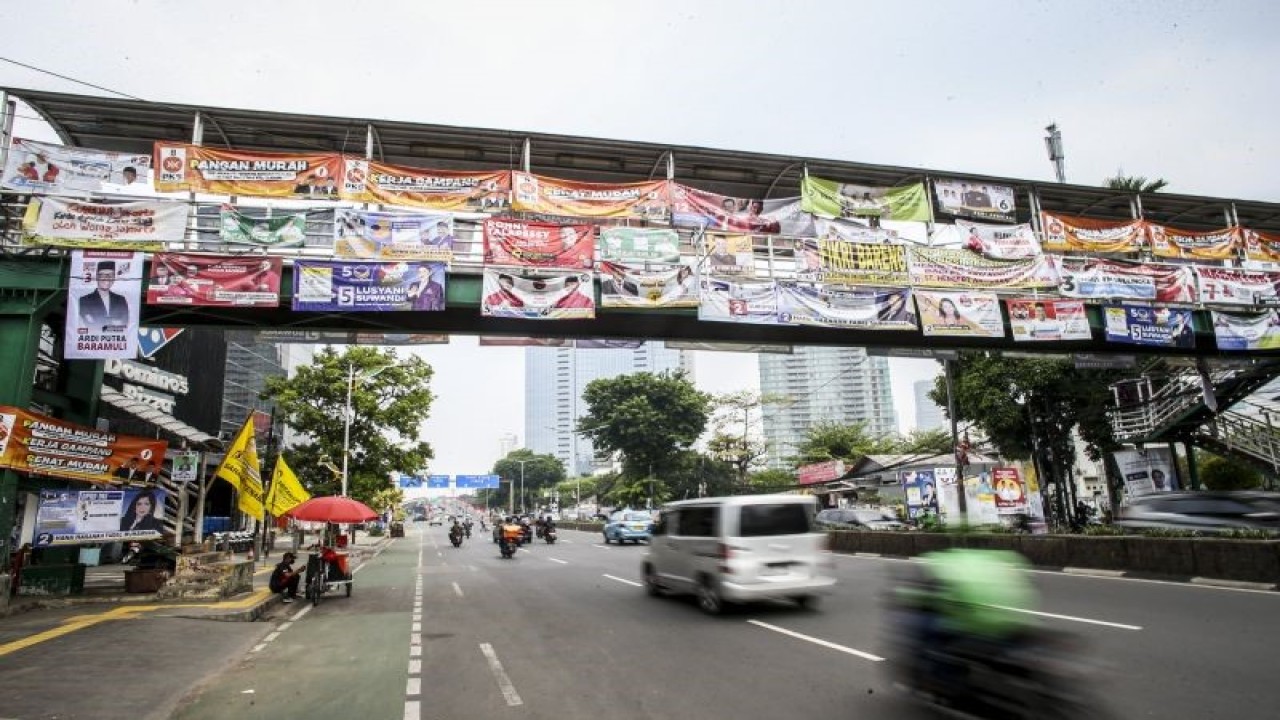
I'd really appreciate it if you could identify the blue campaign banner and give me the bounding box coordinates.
[426,474,451,489]
[1103,305,1195,348]
[396,473,423,488]
[34,487,168,546]
[456,474,500,489]
[292,260,447,312]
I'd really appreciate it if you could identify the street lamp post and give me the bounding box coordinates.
[516,460,528,514]
[341,359,397,497]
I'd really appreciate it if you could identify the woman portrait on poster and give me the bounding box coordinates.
[937,297,964,325]
[120,490,163,532]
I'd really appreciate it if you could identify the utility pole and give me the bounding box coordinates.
[1044,123,1066,183]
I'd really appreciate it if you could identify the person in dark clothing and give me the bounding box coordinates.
[270,552,301,603]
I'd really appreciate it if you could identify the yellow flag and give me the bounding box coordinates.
[266,455,311,516]
[214,415,265,519]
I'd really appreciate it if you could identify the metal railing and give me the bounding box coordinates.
[1109,358,1255,441]
[1195,410,1280,473]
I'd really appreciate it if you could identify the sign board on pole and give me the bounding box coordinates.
[171,451,200,483]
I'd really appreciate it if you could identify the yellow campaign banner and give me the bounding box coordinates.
[153,142,343,199]
[342,158,511,212]
[1040,212,1144,253]
[214,416,265,519]
[1243,228,1280,262]
[266,455,311,517]
[511,172,669,220]
[1147,223,1240,260]
[0,405,168,485]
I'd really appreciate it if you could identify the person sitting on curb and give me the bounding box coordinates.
[269,552,302,603]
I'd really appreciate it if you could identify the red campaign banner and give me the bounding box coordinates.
[146,253,282,307]
[1040,212,1145,253]
[670,184,813,236]
[1244,228,1280,263]
[482,219,596,269]
[1146,224,1240,260]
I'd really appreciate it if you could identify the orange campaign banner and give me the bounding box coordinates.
[1147,223,1240,260]
[1244,228,1280,262]
[0,405,168,485]
[153,142,343,198]
[1040,212,1145,253]
[341,159,511,212]
[510,172,670,220]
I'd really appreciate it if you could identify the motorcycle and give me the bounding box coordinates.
[463,523,472,539]
[449,527,464,548]
[498,538,517,559]
[544,527,557,544]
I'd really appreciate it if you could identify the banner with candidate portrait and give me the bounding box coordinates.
[598,261,697,308]
[1057,257,1197,303]
[1211,310,1280,351]
[698,278,783,325]
[334,209,455,262]
[1147,224,1240,260]
[932,178,1016,223]
[1113,448,1177,496]
[914,290,1004,337]
[510,172,669,220]
[147,253,282,307]
[341,158,510,212]
[293,261,447,312]
[1007,299,1092,342]
[797,238,910,286]
[65,250,143,360]
[1193,267,1280,307]
[669,184,814,236]
[21,197,187,250]
[776,283,917,331]
[900,469,940,521]
[907,247,1059,289]
[991,467,1027,511]
[483,219,596,269]
[480,269,595,319]
[1040,212,1145,253]
[597,227,682,264]
[3,138,152,195]
[941,220,1041,260]
[254,330,448,345]
[0,405,168,486]
[1243,228,1280,263]
[801,175,930,222]
[1103,305,1195,348]
[219,205,308,248]
[154,142,343,198]
[702,233,756,276]
[813,216,904,245]
[31,487,170,547]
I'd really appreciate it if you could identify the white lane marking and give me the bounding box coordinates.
[452,582,464,597]
[479,643,524,707]
[603,574,642,587]
[403,700,419,720]
[559,539,573,544]
[410,645,421,657]
[250,643,267,653]
[989,605,1142,631]
[290,604,315,622]
[548,558,568,565]
[412,622,422,632]
[409,659,421,675]
[412,614,421,622]
[411,633,421,646]
[748,620,884,662]
[406,677,421,696]
[592,544,611,550]
[278,622,292,632]
[437,551,443,557]
[263,631,281,643]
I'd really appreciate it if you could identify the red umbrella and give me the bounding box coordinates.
[284,496,379,524]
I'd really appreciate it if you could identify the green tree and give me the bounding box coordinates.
[899,427,955,455]
[705,391,781,486]
[790,420,900,466]
[1105,173,1169,193]
[493,449,565,512]
[1197,452,1264,491]
[748,467,799,491]
[260,346,435,503]
[369,487,406,521]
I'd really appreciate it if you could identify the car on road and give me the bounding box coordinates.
[1115,491,1280,534]
[428,515,445,526]
[603,510,654,544]
[815,508,908,531]
[412,513,427,522]
[643,494,836,614]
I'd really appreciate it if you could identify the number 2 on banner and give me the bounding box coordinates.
[337,286,355,306]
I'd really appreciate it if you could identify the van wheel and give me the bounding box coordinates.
[696,577,723,615]
[793,595,817,611]
[643,565,663,597]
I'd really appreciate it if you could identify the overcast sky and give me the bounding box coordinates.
[3,1,1276,477]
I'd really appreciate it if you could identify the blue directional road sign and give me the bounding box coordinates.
[426,475,451,489]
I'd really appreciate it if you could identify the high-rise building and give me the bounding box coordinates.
[913,378,946,432]
[758,346,897,469]
[221,331,288,441]
[497,432,519,459]
[525,343,693,476]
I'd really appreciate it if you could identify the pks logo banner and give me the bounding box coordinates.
[511,172,669,220]
[154,142,343,198]
[483,219,596,269]
[1194,267,1280,307]
[65,250,143,360]
[293,261,447,312]
[1040,212,1144,253]
[1243,228,1280,263]
[219,206,308,247]
[932,178,1016,223]
[480,269,595,320]
[914,290,1004,337]
[1147,224,1240,260]
[597,227,682,264]
[801,175,930,222]
[1057,257,1197,303]
[0,405,167,486]
[669,184,814,236]
[599,261,697,308]
[22,197,187,250]
[335,209,454,262]
[3,138,151,194]
[147,253,282,307]
[1103,305,1195,348]
[776,283,917,331]
[1006,299,1091,342]
[343,159,510,212]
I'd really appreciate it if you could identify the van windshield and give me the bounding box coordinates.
[738,504,811,536]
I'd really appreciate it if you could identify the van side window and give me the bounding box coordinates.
[680,506,717,537]
[739,504,811,536]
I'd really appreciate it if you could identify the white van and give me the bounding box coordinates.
[642,494,836,614]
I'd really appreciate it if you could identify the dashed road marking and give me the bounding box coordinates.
[748,620,884,662]
[603,574,641,587]
[480,643,523,707]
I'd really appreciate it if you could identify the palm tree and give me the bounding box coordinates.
[1105,173,1169,193]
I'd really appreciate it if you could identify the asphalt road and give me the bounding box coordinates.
[4,525,1277,719]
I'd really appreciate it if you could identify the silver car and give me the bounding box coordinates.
[1115,491,1280,534]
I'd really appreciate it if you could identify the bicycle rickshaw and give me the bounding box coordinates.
[284,495,380,606]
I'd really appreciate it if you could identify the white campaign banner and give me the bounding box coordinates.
[24,197,187,249]
[1113,448,1178,496]
[65,250,143,359]
[4,138,152,195]
[934,220,1041,260]
[1194,267,1280,307]
[698,278,782,325]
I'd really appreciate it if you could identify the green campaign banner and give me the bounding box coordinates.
[801,175,930,222]
[219,205,308,247]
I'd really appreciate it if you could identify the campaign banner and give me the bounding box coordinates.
[1007,299,1092,342]
[991,467,1027,511]
[914,290,1004,337]
[932,178,1016,222]
[22,197,187,250]
[0,405,168,485]
[480,269,595,319]
[154,142,343,198]
[1103,305,1195,348]
[901,469,940,521]
[1040,212,1145,253]
[3,138,152,195]
[664,340,793,354]
[798,460,846,486]
[1243,228,1280,263]
[1211,310,1280,351]
[952,220,1041,260]
[597,227,682,264]
[1147,224,1240,260]
[335,209,454,262]
[171,451,200,483]
[65,250,142,359]
[293,261,447,312]
[797,238,910,286]
[219,206,308,248]
[776,283,917,330]
[669,184,814,236]
[32,487,169,547]
[1194,267,1280,307]
[814,217,904,245]
[801,175,930,222]
[934,467,963,525]
[255,330,448,345]
[965,472,1001,525]
[147,253,281,307]
[511,172,669,220]
[599,261,697,308]
[907,247,1059,289]
[483,219,596,269]
[456,474,501,489]
[1113,448,1177,496]
[703,233,756,276]
[342,158,510,212]
[698,278,782,325]
[1057,257,1197,303]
